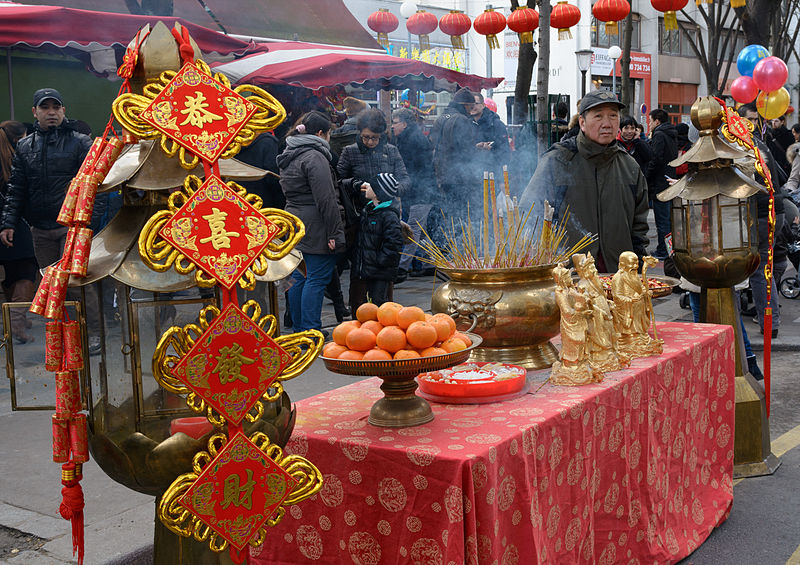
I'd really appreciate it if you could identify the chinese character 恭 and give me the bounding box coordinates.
[214,344,255,385]
[180,91,223,128]
[200,207,240,250]
[221,469,256,510]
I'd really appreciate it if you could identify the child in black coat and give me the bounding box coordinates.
[349,172,403,312]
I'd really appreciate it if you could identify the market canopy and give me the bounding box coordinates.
[0,3,260,75]
[214,41,504,93]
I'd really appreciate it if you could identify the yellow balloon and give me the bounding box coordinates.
[756,87,790,120]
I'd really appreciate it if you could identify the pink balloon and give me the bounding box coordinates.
[752,56,788,92]
[730,76,759,104]
[484,97,498,112]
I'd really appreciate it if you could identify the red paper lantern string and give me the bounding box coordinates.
[507,6,539,44]
[439,10,471,49]
[474,8,507,50]
[651,0,689,31]
[407,9,439,52]
[550,1,582,40]
[592,0,630,36]
[367,8,399,48]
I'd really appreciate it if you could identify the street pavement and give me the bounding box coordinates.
[3,217,800,564]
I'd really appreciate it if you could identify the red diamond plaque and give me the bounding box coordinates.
[159,174,280,288]
[141,62,257,163]
[171,303,291,424]
[181,432,297,550]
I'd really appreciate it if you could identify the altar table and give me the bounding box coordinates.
[251,322,735,564]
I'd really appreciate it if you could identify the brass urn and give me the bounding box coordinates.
[431,264,559,369]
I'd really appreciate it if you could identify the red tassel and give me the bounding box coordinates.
[59,463,85,565]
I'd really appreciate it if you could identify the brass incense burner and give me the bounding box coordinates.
[431,264,559,369]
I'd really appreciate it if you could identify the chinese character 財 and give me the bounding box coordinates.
[180,91,223,128]
[214,344,255,385]
[221,469,256,510]
[200,207,240,250]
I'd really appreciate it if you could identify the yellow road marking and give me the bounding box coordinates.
[731,423,800,489]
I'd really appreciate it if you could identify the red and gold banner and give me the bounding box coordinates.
[180,432,297,551]
[158,175,280,288]
[170,303,291,424]
[140,62,257,164]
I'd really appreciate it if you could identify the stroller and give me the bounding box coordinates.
[780,222,800,299]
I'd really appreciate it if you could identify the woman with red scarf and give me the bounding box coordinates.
[616,115,651,174]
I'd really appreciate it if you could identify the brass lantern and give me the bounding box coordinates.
[658,96,779,478]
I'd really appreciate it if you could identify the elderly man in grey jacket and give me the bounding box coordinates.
[519,90,649,272]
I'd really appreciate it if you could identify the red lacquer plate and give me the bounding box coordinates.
[417,362,528,399]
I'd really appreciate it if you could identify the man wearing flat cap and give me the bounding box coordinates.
[0,88,102,351]
[430,87,479,220]
[519,89,649,272]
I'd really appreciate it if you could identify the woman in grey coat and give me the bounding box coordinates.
[277,111,345,333]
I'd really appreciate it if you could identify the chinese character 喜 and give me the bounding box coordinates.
[180,91,223,128]
[214,344,255,385]
[200,207,240,250]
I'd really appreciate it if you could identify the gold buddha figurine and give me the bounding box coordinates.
[551,263,604,386]
[572,252,629,372]
[611,251,663,358]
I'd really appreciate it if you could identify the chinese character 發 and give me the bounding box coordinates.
[180,91,223,128]
[214,344,255,385]
[221,469,256,510]
[200,207,240,250]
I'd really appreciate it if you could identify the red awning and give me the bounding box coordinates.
[214,42,504,93]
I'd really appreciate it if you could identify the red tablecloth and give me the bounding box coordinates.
[251,322,735,564]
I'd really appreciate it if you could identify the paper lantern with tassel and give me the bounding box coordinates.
[407,9,438,51]
[592,0,630,36]
[439,10,471,49]
[474,7,506,50]
[507,6,539,44]
[550,1,582,40]
[651,0,688,31]
[368,8,399,48]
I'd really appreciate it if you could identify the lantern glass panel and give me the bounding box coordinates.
[2,301,85,410]
[686,197,719,258]
[719,196,747,251]
[671,199,687,251]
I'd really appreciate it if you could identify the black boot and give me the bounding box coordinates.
[326,272,350,323]
[747,355,764,380]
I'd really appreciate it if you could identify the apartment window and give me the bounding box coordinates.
[659,19,698,57]
[591,14,640,51]
[716,30,746,60]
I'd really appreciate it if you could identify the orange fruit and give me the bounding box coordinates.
[394,349,421,359]
[441,337,467,353]
[356,302,379,323]
[339,350,364,361]
[420,346,447,357]
[376,302,403,326]
[322,342,348,358]
[431,313,457,337]
[453,332,472,347]
[346,327,377,351]
[363,348,392,361]
[361,320,385,335]
[396,306,426,329]
[424,313,433,321]
[406,321,438,349]
[376,326,407,353]
[429,317,453,342]
[332,322,359,346]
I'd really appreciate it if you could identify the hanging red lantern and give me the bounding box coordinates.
[787,105,795,115]
[592,0,630,36]
[407,9,439,51]
[507,6,539,44]
[651,0,688,31]
[367,8,399,48]
[439,10,471,50]
[550,2,582,40]
[474,7,506,50]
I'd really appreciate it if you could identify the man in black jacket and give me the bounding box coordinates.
[644,109,678,259]
[0,88,101,350]
[430,87,478,221]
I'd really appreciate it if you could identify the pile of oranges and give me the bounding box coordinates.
[322,302,472,361]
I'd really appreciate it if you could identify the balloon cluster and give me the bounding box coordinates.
[731,45,790,120]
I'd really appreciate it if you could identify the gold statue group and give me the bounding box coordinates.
[551,251,663,386]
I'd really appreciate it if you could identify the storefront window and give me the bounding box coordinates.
[590,15,640,50]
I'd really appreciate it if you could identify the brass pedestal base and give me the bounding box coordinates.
[701,287,780,478]
[469,341,558,370]
[369,377,434,428]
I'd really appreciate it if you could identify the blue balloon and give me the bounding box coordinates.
[737,44,770,77]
